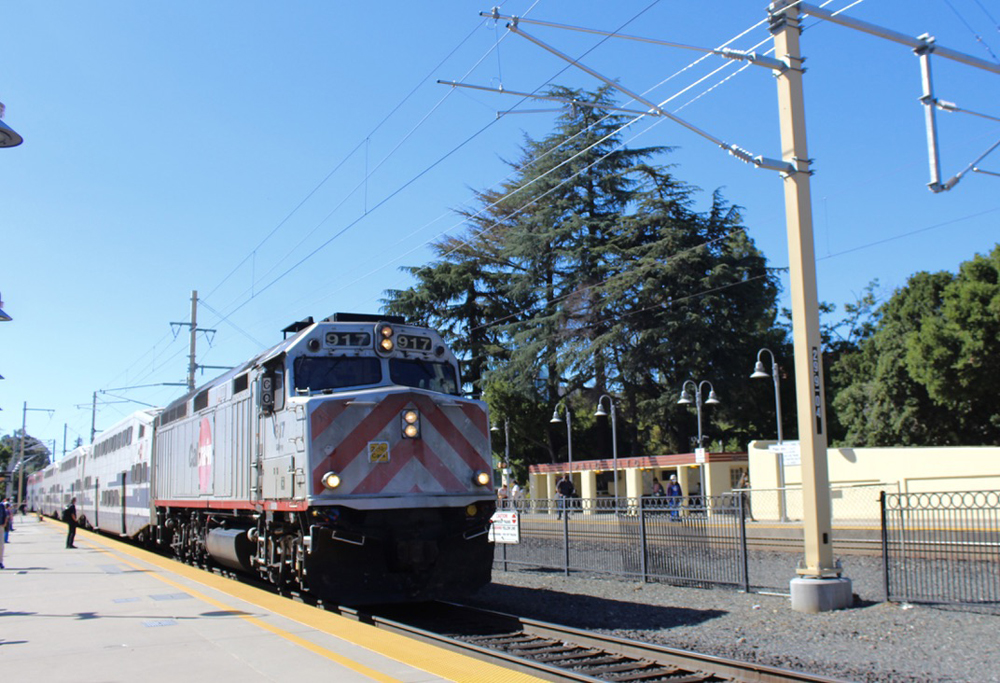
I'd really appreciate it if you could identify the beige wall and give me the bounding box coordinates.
[747,441,1000,521]
[749,441,1000,492]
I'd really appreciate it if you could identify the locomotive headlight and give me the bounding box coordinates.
[322,471,342,490]
[376,324,395,354]
[474,470,491,487]
[401,409,420,438]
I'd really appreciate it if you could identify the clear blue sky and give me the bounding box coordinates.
[2,1,998,457]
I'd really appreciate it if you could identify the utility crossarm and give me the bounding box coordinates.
[435,80,655,117]
[792,1,1000,192]
[934,100,1000,124]
[938,139,1000,191]
[458,18,792,173]
[796,3,1000,75]
[481,10,787,71]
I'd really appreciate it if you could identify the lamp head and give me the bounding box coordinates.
[594,404,608,418]
[677,390,693,405]
[705,389,721,405]
[491,422,500,433]
[550,410,561,424]
[750,360,770,379]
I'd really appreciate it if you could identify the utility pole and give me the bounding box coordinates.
[170,290,218,393]
[17,401,54,513]
[188,289,198,391]
[768,2,846,613]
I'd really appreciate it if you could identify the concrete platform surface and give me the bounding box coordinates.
[0,515,540,683]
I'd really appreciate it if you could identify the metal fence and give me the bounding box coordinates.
[735,482,898,524]
[881,490,1000,610]
[491,488,1000,610]
[492,495,752,590]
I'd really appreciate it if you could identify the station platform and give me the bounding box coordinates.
[0,515,540,683]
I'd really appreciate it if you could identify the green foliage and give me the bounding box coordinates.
[0,431,52,500]
[385,86,782,469]
[833,245,1000,446]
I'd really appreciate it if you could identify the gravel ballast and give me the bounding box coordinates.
[466,560,1000,682]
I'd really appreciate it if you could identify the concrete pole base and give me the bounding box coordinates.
[790,577,853,613]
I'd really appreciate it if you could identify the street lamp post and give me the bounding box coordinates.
[490,419,511,487]
[678,380,720,505]
[752,348,788,521]
[594,395,619,509]
[550,402,572,469]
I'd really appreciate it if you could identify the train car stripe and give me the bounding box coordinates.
[310,399,351,438]
[414,395,486,472]
[311,394,411,491]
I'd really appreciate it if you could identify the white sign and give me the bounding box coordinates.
[695,447,706,464]
[768,441,801,467]
[488,510,520,544]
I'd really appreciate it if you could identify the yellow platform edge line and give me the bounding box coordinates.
[52,519,543,683]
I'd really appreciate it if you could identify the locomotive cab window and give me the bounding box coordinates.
[389,359,459,395]
[293,356,381,393]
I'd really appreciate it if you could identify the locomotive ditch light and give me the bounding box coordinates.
[401,409,420,438]
[322,471,342,489]
[466,504,479,516]
[474,470,491,487]
[379,337,394,352]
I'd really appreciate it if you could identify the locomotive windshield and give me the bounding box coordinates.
[293,357,381,392]
[390,358,459,396]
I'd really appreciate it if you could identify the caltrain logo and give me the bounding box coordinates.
[198,417,214,493]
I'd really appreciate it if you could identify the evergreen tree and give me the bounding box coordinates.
[384,86,781,467]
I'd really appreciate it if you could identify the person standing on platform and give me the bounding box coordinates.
[556,474,575,520]
[64,497,78,549]
[738,471,754,521]
[510,482,523,511]
[497,483,509,509]
[3,500,12,542]
[666,474,683,519]
[0,499,7,568]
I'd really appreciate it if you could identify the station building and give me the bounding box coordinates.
[527,451,748,502]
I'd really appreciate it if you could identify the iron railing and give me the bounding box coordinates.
[881,490,1000,610]
[492,495,752,590]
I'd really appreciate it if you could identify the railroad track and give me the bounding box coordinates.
[333,601,850,683]
[88,527,850,680]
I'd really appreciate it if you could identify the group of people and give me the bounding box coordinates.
[491,470,750,522]
[496,482,526,509]
[650,475,687,518]
[0,495,78,570]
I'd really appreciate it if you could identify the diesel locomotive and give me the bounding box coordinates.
[29,313,496,604]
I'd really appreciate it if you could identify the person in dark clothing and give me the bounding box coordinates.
[666,475,683,519]
[556,474,575,520]
[0,499,7,569]
[64,497,78,549]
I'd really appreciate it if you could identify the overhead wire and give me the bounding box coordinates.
[940,0,1000,63]
[208,0,665,330]
[81,6,516,429]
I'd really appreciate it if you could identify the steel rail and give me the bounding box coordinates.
[343,601,853,683]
